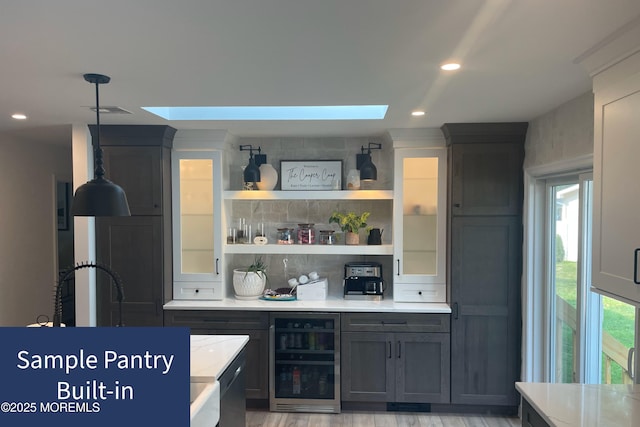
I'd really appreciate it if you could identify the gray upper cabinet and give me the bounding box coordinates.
[442,122,526,409]
[442,123,526,216]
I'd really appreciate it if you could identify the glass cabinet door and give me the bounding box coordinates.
[393,148,447,285]
[172,151,222,282]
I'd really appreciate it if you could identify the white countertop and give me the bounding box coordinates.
[516,382,640,426]
[166,297,451,313]
[190,334,249,382]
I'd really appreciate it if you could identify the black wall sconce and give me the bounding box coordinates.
[357,142,383,181]
[240,145,264,183]
[71,73,131,217]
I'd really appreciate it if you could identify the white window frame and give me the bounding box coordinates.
[522,154,593,382]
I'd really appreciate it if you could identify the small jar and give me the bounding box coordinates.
[319,230,336,245]
[277,228,294,245]
[297,223,316,244]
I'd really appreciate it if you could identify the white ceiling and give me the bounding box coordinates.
[2,0,640,143]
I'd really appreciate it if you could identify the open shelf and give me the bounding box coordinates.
[224,189,393,200]
[225,243,393,255]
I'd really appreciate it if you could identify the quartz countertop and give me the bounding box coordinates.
[516,382,640,426]
[190,334,249,382]
[166,297,450,313]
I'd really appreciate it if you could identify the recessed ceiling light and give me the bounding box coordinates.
[411,111,425,116]
[11,113,27,120]
[141,105,388,121]
[441,63,461,71]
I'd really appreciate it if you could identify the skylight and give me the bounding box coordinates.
[141,105,388,121]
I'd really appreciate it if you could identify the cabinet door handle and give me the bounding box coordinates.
[381,321,407,326]
[453,302,459,320]
[454,203,461,208]
[215,258,220,275]
[634,249,640,284]
[227,365,243,389]
[388,341,392,359]
[396,259,400,276]
[397,341,401,359]
[628,347,635,380]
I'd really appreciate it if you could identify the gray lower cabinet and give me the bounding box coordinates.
[163,310,269,400]
[341,313,450,404]
[521,398,550,427]
[449,216,522,406]
[219,348,247,427]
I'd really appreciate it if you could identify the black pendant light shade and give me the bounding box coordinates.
[240,145,262,183]
[72,177,131,216]
[71,73,131,217]
[359,154,378,181]
[358,142,382,181]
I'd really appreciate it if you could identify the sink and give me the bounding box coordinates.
[190,380,220,427]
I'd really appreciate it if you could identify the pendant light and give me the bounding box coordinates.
[71,74,131,216]
[240,144,262,184]
[357,142,382,181]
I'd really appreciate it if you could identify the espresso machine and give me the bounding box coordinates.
[343,262,384,300]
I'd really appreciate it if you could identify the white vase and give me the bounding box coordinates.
[257,163,278,190]
[346,169,360,190]
[233,269,266,299]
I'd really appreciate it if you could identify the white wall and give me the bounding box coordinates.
[524,91,594,168]
[0,134,72,326]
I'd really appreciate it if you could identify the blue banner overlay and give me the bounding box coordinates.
[0,327,189,427]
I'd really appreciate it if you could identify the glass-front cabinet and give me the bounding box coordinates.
[171,150,224,299]
[393,147,447,302]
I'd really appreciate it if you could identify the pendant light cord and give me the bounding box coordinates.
[92,79,106,181]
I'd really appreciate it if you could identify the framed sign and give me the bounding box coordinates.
[56,181,70,230]
[280,160,342,191]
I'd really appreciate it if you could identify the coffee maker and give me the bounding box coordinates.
[343,262,384,300]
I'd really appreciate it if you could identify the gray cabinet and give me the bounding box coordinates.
[449,216,522,406]
[442,122,526,409]
[521,398,551,427]
[95,125,175,326]
[341,313,450,404]
[163,310,269,400]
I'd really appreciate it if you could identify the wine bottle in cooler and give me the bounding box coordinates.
[292,366,301,394]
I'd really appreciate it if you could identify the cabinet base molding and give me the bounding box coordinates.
[341,401,518,415]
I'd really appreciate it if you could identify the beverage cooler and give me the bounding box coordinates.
[269,312,340,413]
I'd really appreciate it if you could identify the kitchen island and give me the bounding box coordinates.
[191,335,249,427]
[516,382,640,426]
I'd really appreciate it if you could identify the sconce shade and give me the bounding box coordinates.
[72,177,131,216]
[240,144,262,183]
[72,73,131,216]
[359,155,377,181]
[358,142,382,181]
[244,157,261,183]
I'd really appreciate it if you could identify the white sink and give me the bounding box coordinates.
[190,380,220,427]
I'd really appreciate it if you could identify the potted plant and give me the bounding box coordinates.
[329,211,371,245]
[233,255,269,299]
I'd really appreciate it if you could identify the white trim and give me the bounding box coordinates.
[71,124,97,326]
[526,154,593,178]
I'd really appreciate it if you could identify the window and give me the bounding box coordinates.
[531,172,636,384]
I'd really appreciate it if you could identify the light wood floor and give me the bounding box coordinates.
[246,410,521,427]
